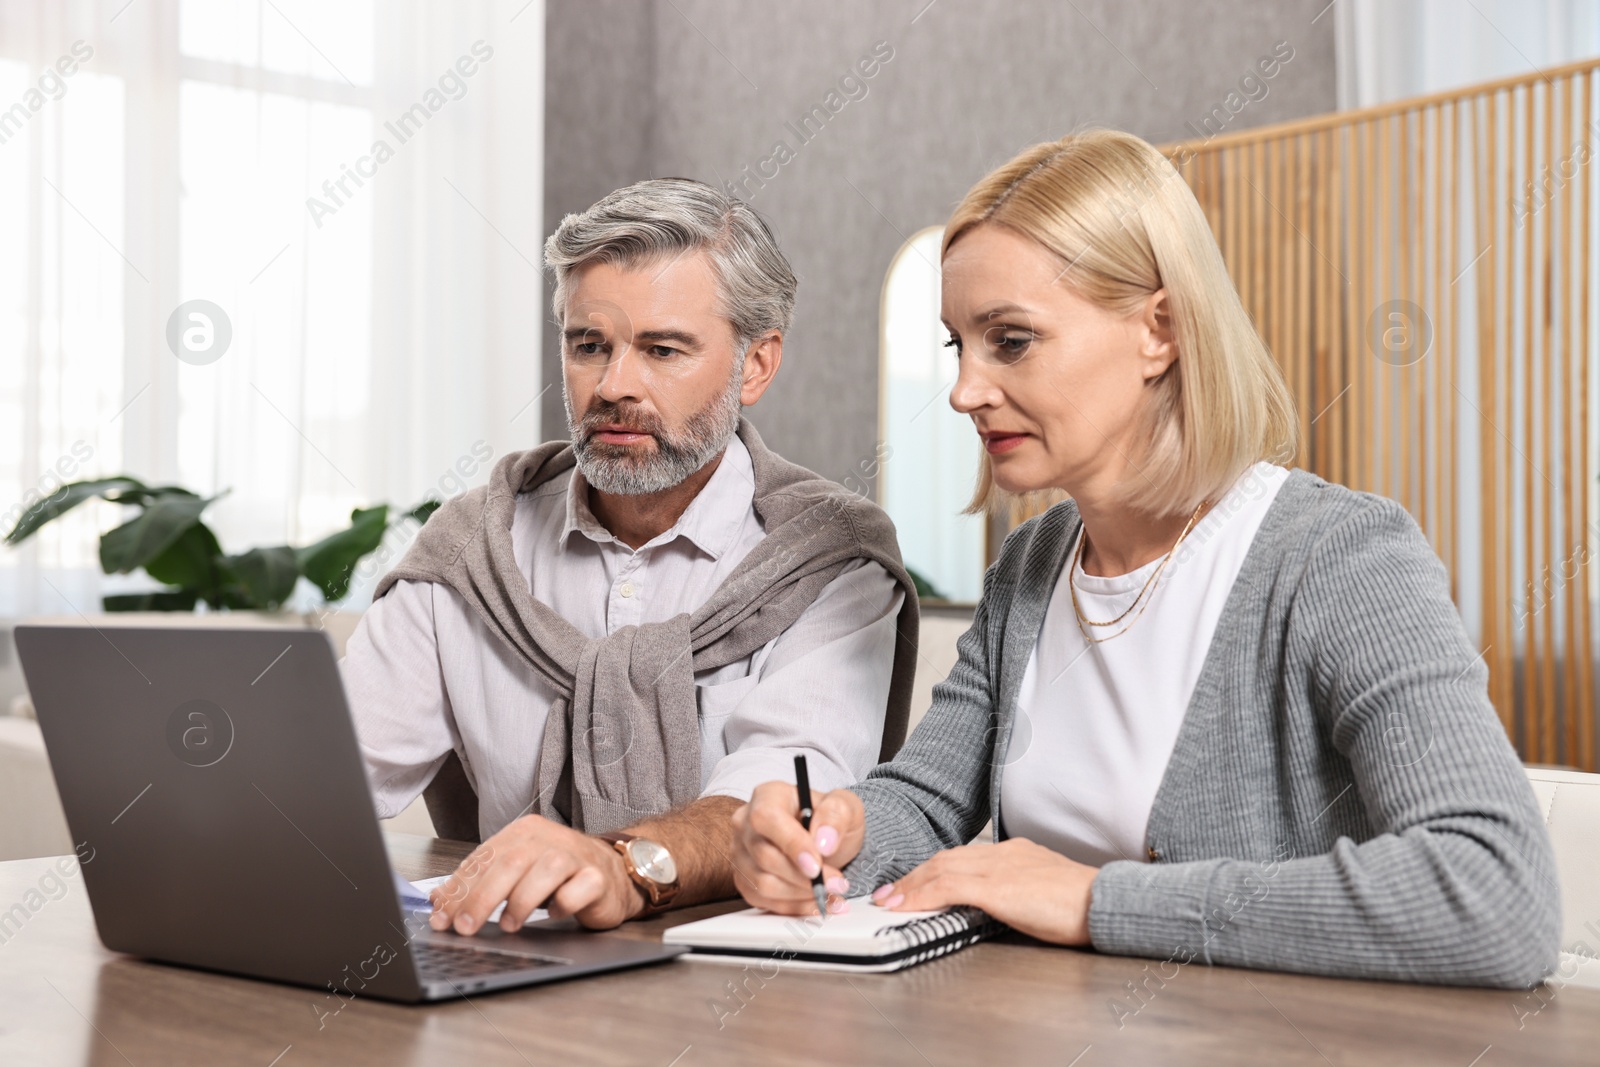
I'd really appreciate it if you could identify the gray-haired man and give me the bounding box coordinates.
[341,178,919,932]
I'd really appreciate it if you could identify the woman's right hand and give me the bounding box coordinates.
[729,780,866,915]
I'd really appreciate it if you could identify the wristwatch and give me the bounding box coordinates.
[597,832,680,916]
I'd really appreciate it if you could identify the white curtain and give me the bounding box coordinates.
[0,0,544,618]
[1337,0,1600,107]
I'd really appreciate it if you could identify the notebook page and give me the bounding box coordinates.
[663,896,951,957]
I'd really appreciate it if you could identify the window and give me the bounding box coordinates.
[1,0,543,617]
[174,38,377,552]
[0,53,127,612]
[878,227,986,603]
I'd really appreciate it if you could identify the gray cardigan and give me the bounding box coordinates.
[848,470,1561,988]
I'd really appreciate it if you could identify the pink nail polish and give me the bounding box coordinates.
[883,893,904,909]
[871,884,894,901]
[829,898,850,914]
[825,876,849,895]
[798,852,821,878]
[815,825,840,856]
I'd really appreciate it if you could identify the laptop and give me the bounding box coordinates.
[14,623,685,1002]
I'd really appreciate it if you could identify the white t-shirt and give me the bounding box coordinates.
[999,462,1290,867]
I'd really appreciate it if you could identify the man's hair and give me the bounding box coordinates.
[544,177,798,349]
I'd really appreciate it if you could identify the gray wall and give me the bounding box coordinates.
[543,0,1337,487]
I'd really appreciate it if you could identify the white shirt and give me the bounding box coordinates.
[341,435,904,838]
[999,462,1290,867]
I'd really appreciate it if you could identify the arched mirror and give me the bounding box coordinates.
[877,227,986,604]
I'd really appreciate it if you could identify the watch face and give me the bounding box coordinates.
[626,838,677,885]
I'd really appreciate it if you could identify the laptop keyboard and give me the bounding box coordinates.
[414,941,564,981]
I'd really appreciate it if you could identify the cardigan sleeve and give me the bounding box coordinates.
[1086,495,1562,988]
[842,546,1011,888]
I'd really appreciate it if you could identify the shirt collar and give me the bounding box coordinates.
[560,433,755,559]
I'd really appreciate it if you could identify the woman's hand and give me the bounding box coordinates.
[729,780,866,915]
[871,838,1099,945]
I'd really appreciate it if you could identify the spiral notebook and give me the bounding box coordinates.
[662,897,1004,973]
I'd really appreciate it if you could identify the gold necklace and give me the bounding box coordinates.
[1072,501,1204,626]
[1071,500,1207,643]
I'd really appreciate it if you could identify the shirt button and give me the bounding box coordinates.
[620,582,635,598]
[1147,847,1161,862]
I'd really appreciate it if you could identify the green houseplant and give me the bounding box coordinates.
[3,476,437,612]
[904,566,946,601]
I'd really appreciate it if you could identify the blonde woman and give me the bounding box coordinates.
[729,130,1559,988]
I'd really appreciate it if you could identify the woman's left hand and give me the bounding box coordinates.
[871,838,1098,945]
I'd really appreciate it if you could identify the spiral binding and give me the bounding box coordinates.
[874,906,1003,969]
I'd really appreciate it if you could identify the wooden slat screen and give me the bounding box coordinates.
[1000,59,1600,769]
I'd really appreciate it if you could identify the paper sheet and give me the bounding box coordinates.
[397,872,550,926]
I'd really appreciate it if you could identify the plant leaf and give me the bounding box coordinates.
[103,589,199,612]
[405,499,441,526]
[103,484,200,507]
[3,477,147,546]
[142,520,224,602]
[905,565,946,601]
[297,505,389,603]
[99,494,212,574]
[228,545,300,609]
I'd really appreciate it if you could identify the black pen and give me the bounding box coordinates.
[793,754,830,918]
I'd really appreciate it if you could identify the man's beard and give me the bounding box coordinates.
[566,362,744,496]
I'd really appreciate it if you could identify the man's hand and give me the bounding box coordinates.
[428,815,644,934]
[870,838,1098,945]
[729,780,863,915]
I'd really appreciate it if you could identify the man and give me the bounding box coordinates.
[341,178,919,935]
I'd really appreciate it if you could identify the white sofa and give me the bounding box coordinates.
[1524,767,1600,990]
[0,715,72,860]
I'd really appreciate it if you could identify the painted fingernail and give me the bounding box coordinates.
[798,852,821,879]
[828,897,850,914]
[825,876,849,895]
[871,884,894,902]
[883,893,904,909]
[815,825,840,856]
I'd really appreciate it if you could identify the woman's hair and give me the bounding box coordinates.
[945,129,1298,519]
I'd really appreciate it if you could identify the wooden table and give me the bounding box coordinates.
[2,833,1596,1066]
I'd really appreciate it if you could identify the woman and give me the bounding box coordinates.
[730,129,1560,988]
